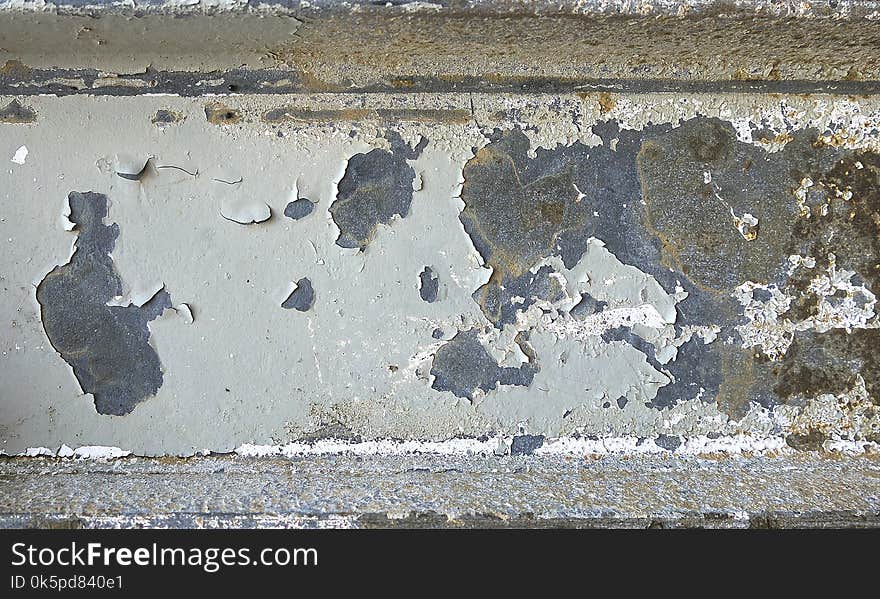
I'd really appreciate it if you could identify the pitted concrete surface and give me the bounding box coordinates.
[2,92,880,456]
[1,454,878,528]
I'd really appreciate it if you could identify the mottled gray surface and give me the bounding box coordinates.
[1,454,878,528]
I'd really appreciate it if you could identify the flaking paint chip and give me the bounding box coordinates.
[10,145,27,165]
[220,198,272,224]
[115,154,152,181]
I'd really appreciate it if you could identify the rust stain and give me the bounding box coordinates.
[0,60,31,77]
[597,92,617,114]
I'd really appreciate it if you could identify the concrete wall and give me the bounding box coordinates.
[1,2,880,458]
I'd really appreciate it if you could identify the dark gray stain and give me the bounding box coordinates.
[36,191,171,416]
[284,198,315,220]
[654,434,682,451]
[431,327,444,339]
[329,132,427,250]
[510,434,545,455]
[282,278,315,312]
[3,65,880,98]
[430,328,538,401]
[637,117,814,291]
[0,99,36,123]
[418,266,439,303]
[151,109,183,125]
[459,128,588,327]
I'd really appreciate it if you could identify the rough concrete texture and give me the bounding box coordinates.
[2,91,880,457]
[2,2,880,96]
[1,454,878,528]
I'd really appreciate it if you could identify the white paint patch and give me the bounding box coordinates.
[10,145,28,165]
[15,434,877,459]
[23,445,133,460]
[543,304,669,340]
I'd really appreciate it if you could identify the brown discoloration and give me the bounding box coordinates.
[597,92,616,114]
[770,152,880,406]
[773,329,880,403]
[0,99,36,123]
[0,60,31,77]
[785,430,828,451]
[205,102,241,125]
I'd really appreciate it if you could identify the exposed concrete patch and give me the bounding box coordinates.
[329,132,427,250]
[284,197,314,220]
[151,109,184,127]
[35,192,172,416]
[510,434,545,455]
[418,266,439,303]
[282,277,315,312]
[430,328,538,401]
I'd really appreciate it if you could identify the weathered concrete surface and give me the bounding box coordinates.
[0,1,878,530]
[1,3,880,482]
[2,2,880,95]
[2,91,880,457]
[1,453,878,528]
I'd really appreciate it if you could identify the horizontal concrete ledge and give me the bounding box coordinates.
[2,1,879,90]
[2,454,879,528]
[2,1,878,18]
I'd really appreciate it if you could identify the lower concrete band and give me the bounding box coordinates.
[1,453,877,529]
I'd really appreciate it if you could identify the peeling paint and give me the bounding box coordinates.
[35,192,172,416]
[329,132,427,250]
[430,328,538,401]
